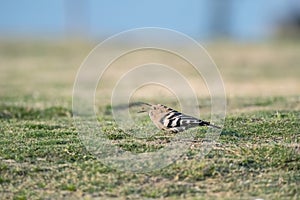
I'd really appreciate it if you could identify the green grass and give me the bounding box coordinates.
[0,96,299,199]
[0,40,300,199]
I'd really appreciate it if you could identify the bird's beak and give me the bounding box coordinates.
[137,110,147,113]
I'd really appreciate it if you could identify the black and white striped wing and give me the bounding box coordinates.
[159,110,210,133]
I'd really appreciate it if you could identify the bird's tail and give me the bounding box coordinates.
[199,120,221,129]
[208,123,221,129]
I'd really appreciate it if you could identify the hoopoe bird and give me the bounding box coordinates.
[137,103,221,133]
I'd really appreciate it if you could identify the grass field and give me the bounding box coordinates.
[0,40,299,199]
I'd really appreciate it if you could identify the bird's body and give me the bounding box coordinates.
[139,103,220,133]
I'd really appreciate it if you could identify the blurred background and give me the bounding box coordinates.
[1,0,300,40]
[0,0,300,106]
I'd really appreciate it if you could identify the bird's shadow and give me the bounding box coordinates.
[220,129,241,137]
